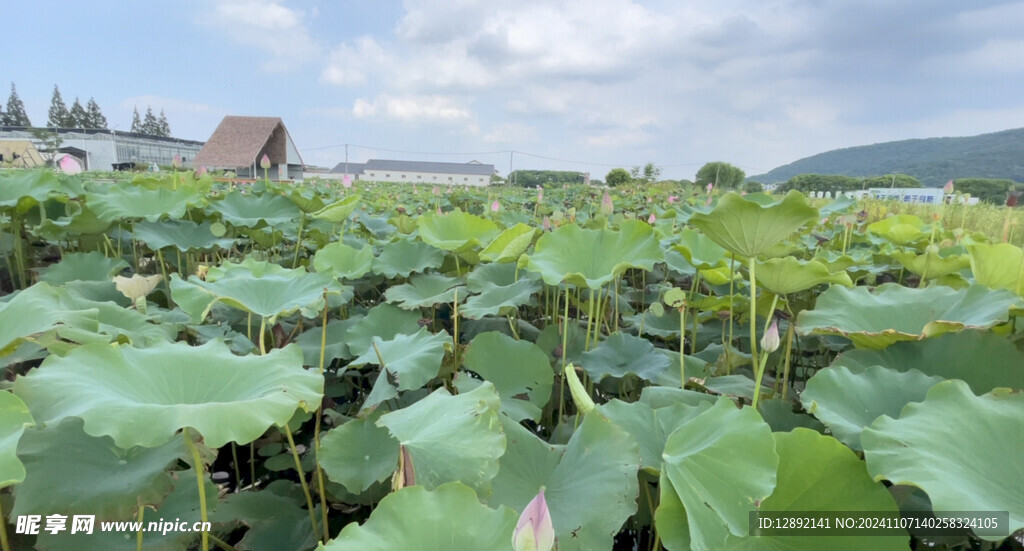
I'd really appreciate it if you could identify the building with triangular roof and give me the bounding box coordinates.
[193,116,304,180]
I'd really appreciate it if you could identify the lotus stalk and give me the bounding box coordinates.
[751,295,779,410]
[512,488,555,551]
[183,429,210,551]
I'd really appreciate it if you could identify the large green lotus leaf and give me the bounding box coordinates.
[489,413,641,548]
[210,486,318,551]
[132,219,236,251]
[170,258,345,323]
[12,418,186,519]
[814,248,874,273]
[0,391,33,488]
[384,273,465,310]
[0,169,82,211]
[479,223,536,262]
[721,429,907,550]
[371,238,445,278]
[801,365,943,450]
[754,256,852,295]
[13,340,323,448]
[795,283,1023,349]
[465,261,539,292]
[599,399,711,474]
[349,328,450,390]
[417,209,501,252]
[661,397,778,551]
[867,214,927,245]
[655,471,692,551]
[890,246,971,280]
[310,194,361,223]
[862,380,1024,540]
[323,482,517,551]
[687,191,818,258]
[673,228,728,269]
[294,317,361,365]
[312,242,374,280]
[211,191,301,227]
[833,330,1024,393]
[34,203,112,238]
[87,185,200,222]
[463,332,553,422]
[38,251,128,284]
[524,220,663,289]
[343,303,422,357]
[460,277,540,319]
[580,331,673,383]
[319,411,399,494]
[377,384,505,494]
[968,242,1024,294]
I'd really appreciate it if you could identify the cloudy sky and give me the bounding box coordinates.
[5,1,1024,179]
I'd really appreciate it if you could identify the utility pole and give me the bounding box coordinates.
[509,150,515,187]
[345,144,349,175]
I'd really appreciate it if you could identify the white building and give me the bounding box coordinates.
[335,159,495,186]
[0,127,203,170]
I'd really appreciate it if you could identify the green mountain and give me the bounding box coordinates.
[752,127,1024,187]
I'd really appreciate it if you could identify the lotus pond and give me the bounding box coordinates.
[0,169,1022,551]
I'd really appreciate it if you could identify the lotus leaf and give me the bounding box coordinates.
[311,194,361,223]
[687,191,818,258]
[0,391,33,488]
[170,258,345,323]
[466,261,535,291]
[661,397,778,551]
[489,413,641,549]
[580,332,673,383]
[460,277,540,319]
[796,283,1023,348]
[295,317,361,365]
[862,380,1024,540]
[833,330,1024,393]
[349,328,449,390]
[87,184,199,222]
[0,170,82,211]
[210,487,319,551]
[753,256,852,295]
[721,429,907,550]
[319,411,399,493]
[599,399,711,473]
[524,220,663,289]
[417,209,500,252]
[371,238,445,278]
[377,383,505,494]
[968,242,1024,294]
[323,482,517,550]
[673,228,728,269]
[113,273,163,302]
[38,251,128,284]
[384,273,465,309]
[480,222,536,262]
[133,219,237,251]
[801,365,943,450]
[343,303,422,357]
[867,215,927,245]
[211,191,301,227]
[890,246,970,280]
[12,418,187,519]
[13,340,323,448]
[312,242,374,280]
[462,332,553,422]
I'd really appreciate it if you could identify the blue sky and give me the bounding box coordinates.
[4,0,1024,180]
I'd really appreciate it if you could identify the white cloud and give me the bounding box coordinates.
[203,1,320,71]
[351,94,472,122]
[483,122,539,144]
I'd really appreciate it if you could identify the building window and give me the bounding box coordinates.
[433,176,437,180]
[386,174,391,178]
[464,177,468,181]
[448,176,453,181]
[417,175,422,179]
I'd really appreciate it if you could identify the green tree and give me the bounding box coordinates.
[605,168,631,187]
[508,170,584,188]
[157,109,171,137]
[47,85,72,127]
[141,107,159,135]
[69,97,88,128]
[952,178,1017,204]
[130,107,142,132]
[5,83,31,126]
[861,174,922,189]
[779,174,863,193]
[744,181,765,193]
[629,162,661,185]
[695,161,745,189]
[85,97,107,129]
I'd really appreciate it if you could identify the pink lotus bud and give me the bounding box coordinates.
[667,195,677,204]
[706,182,713,193]
[943,180,954,194]
[600,191,613,216]
[260,153,271,170]
[741,191,747,196]
[491,200,500,212]
[195,165,208,178]
[537,188,544,202]
[542,216,551,231]
[342,174,352,189]
[648,213,656,223]
[172,153,182,168]
[436,206,442,215]
[512,488,555,551]
[705,194,713,206]
[413,185,418,195]
[760,320,780,353]
[59,155,82,174]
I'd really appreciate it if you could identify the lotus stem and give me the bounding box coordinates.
[751,294,779,411]
[136,504,145,551]
[314,289,330,541]
[231,443,241,491]
[258,316,267,356]
[0,497,11,551]
[292,214,306,269]
[727,255,737,371]
[283,423,319,540]
[678,303,687,388]
[747,255,758,373]
[584,288,595,352]
[690,271,701,356]
[780,322,795,401]
[184,429,210,551]
[559,285,570,421]
[453,288,460,367]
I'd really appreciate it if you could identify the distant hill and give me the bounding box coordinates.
[752,128,1024,187]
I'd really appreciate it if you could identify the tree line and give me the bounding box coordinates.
[0,83,172,137]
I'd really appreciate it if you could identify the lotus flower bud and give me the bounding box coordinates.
[342,174,352,188]
[648,213,656,224]
[491,200,500,212]
[537,188,544,202]
[260,153,271,170]
[760,320,780,354]
[564,364,594,415]
[542,216,551,231]
[667,195,677,204]
[943,180,954,194]
[706,182,713,193]
[432,185,440,195]
[513,488,555,551]
[600,191,613,216]
[172,153,182,168]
